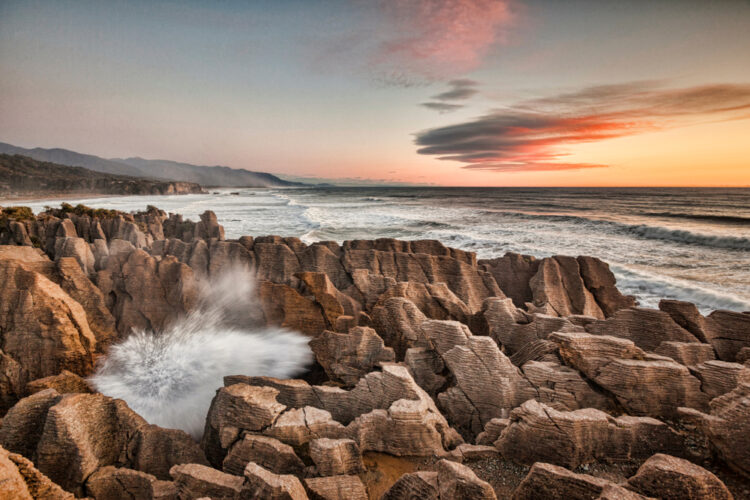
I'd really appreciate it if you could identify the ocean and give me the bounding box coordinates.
[23,187,750,314]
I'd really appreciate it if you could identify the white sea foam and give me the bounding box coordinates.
[611,265,750,313]
[90,269,312,438]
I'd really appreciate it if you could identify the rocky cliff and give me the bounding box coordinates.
[0,204,748,499]
[0,154,204,197]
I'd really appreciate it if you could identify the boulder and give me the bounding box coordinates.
[475,418,509,446]
[528,256,605,319]
[422,320,536,436]
[263,406,349,448]
[404,347,447,396]
[692,360,750,399]
[297,271,360,326]
[309,438,364,476]
[496,400,683,468]
[654,341,716,366]
[1,392,206,494]
[0,389,62,458]
[242,462,308,500]
[54,237,95,276]
[303,475,367,500]
[86,466,177,500]
[97,248,199,336]
[381,471,439,500]
[223,434,304,476]
[0,259,97,380]
[481,297,577,357]
[627,454,733,500]
[25,369,92,395]
[0,445,72,500]
[371,297,429,359]
[479,252,539,308]
[437,459,497,500]
[576,255,636,316]
[512,462,644,500]
[202,384,286,466]
[258,281,327,336]
[704,310,750,362]
[231,364,461,455]
[170,463,244,500]
[309,327,395,386]
[0,349,27,413]
[551,331,709,417]
[586,307,701,352]
[521,360,614,412]
[679,382,750,477]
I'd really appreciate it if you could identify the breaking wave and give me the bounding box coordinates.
[90,269,312,438]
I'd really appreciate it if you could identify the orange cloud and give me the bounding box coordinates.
[415,82,750,171]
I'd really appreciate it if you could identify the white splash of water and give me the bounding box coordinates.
[90,268,312,438]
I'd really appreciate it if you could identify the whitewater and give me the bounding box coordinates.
[90,269,312,438]
[26,186,750,314]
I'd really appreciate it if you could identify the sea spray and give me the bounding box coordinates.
[90,268,312,438]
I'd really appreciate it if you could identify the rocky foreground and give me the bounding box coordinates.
[0,204,749,499]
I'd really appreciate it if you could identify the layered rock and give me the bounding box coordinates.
[0,445,72,500]
[0,390,206,495]
[303,475,367,500]
[219,364,462,458]
[309,327,395,386]
[680,382,750,477]
[551,331,709,417]
[496,400,683,468]
[627,454,733,500]
[512,462,644,500]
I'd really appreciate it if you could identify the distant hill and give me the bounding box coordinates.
[0,142,304,187]
[0,154,203,197]
[0,142,149,177]
[115,157,305,187]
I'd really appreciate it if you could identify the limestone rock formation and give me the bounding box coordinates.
[512,462,644,500]
[551,331,709,417]
[223,434,304,476]
[496,400,683,468]
[680,382,750,478]
[170,463,244,499]
[309,327,395,386]
[242,462,308,500]
[0,445,72,500]
[1,391,206,495]
[0,259,97,381]
[308,438,364,477]
[627,454,733,500]
[303,475,367,500]
[85,466,177,500]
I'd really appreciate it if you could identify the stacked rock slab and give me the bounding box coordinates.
[0,205,747,498]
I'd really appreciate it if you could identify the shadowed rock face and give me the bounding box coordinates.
[0,204,746,499]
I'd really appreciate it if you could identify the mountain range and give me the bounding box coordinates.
[0,142,304,188]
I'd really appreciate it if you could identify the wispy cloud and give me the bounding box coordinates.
[415,82,750,172]
[421,79,479,113]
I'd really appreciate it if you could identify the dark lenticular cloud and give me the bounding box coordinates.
[415,82,750,172]
[421,79,479,113]
[431,79,479,101]
[420,102,466,113]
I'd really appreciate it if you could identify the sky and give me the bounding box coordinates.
[1,0,749,187]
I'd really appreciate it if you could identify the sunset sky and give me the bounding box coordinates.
[1,0,749,186]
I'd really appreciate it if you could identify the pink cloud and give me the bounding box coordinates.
[372,0,514,82]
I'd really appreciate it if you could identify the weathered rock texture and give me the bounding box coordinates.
[0,205,747,499]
